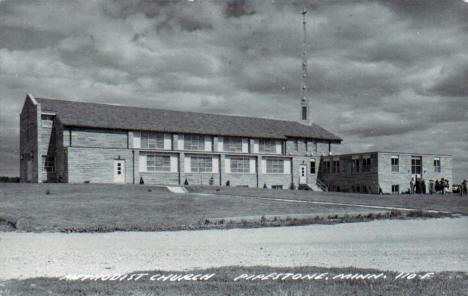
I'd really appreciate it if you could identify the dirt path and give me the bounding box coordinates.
[1,217,467,280]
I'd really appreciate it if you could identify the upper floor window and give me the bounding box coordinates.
[266,158,283,173]
[411,157,422,174]
[259,139,276,153]
[362,157,371,172]
[224,137,242,152]
[184,135,205,151]
[147,153,170,172]
[141,132,164,149]
[352,158,360,173]
[41,114,54,127]
[391,156,399,172]
[434,158,441,172]
[332,160,340,174]
[231,157,250,173]
[191,156,212,172]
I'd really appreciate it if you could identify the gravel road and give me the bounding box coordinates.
[1,217,467,280]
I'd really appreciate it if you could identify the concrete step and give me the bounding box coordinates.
[166,186,188,194]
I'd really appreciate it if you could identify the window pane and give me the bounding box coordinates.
[146,154,171,172]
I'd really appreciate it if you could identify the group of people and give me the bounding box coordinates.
[459,179,468,196]
[409,177,450,194]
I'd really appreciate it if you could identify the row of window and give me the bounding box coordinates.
[321,156,443,174]
[144,154,286,174]
[139,132,280,154]
[391,156,441,173]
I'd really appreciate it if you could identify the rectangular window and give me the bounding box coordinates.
[411,157,422,174]
[41,155,55,172]
[391,156,399,172]
[332,160,340,174]
[295,139,299,151]
[352,158,360,173]
[272,185,283,190]
[191,156,212,173]
[184,135,205,151]
[147,154,171,172]
[434,158,441,172]
[41,114,54,127]
[259,139,276,153]
[141,132,164,149]
[362,157,371,172]
[392,185,400,194]
[224,137,242,152]
[302,106,307,121]
[231,157,250,173]
[310,160,316,174]
[266,158,284,173]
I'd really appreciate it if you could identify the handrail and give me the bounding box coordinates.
[316,178,328,192]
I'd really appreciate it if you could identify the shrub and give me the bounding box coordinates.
[139,177,144,185]
[45,189,51,195]
[184,179,189,186]
[263,183,267,189]
[226,180,230,187]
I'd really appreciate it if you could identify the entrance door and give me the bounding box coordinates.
[299,164,307,184]
[113,160,125,183]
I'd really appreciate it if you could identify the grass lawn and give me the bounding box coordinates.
[0,183,456,232]
[190,186,468,214]
[1,266,466,296]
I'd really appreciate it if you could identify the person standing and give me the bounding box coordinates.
[422,179,426,194]
[410,177,415,194]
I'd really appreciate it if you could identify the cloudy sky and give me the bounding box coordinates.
[0,0,467,181]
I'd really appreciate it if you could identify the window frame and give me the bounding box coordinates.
[141,131,165,149]
[362,157,371,172]
[146,153,171,172]
[411,157,422,174]
[266,158,284,174]
[184,134,205,151]
[391,156,399,173]
[190,155,212,173]
[259,139,276,153]
[41,114,54,128]
[392,184,400,194]
[352,158,360,173]
[434,158,441,173]
[230,156,250,174]
[310,160,316,174]
[224,136,243,152]
[41,155,55,173]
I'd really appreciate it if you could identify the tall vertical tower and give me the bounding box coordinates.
[300,7,310,125]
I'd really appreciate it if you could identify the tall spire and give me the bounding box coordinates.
[300,7,310,125]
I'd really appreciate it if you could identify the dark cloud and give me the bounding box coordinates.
[0,0,467,181]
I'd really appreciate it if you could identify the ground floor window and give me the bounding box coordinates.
[272,185,283,190]
[191,156,212,173]
[332,160,340,174]
[147,154,171,172]
[392,184,400,194]
[310,160,315,174]
[231,157,250,173]
[266,158,284,173]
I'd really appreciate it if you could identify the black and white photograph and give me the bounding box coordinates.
[0,0,467,295]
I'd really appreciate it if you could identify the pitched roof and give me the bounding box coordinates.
[35,98,342,141]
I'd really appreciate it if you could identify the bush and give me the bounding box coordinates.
[45,189,51,195]
[184,179,189,186]
[226,180,230,187]
[263,183,267,189]
[139,177,144,184]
